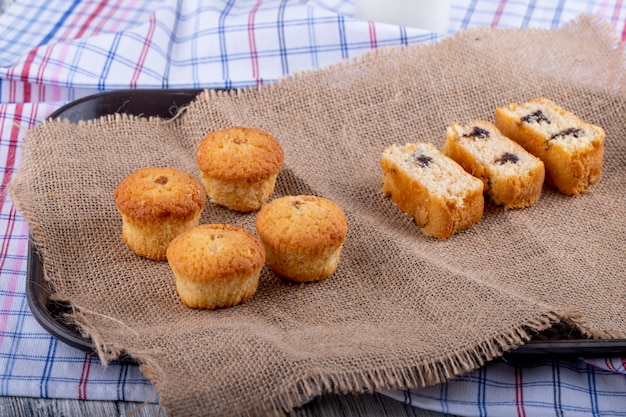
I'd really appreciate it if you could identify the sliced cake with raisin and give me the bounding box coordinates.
[495,98,604,195]
[380,142,484,240]
[443,121,545,209]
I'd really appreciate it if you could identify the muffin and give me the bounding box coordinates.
[495,97,604,195]
[443,120,545,209]
[114,167,206,260]
[196,127,284,212]
[255,195,348,282]
[166,224,265,309]
[380,142,484,240]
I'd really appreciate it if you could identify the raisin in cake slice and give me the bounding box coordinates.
[495,97,604,195]
[380,142,484,240]
[443,121,545,209]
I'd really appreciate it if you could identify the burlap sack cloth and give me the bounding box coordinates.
[8,14,626,417]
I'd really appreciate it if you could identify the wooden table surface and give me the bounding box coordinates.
[1,393,457,417]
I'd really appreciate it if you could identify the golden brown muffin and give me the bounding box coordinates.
[255,195,348,282]
[380,142,484,240]
[166,224,265,309]
[443,120,545,209]
[114,167,206,261]
[196,127,284,212]
[495,97,604,195]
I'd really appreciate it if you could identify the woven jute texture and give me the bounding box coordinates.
[9,15,626,417]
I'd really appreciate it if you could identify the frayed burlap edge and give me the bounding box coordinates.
[146,310,565,417]
[11,118,602,416]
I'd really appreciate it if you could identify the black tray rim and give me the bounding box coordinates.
[26,88,204,355]
[24,88,626,360]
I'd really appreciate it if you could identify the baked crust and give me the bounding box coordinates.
[114,167,206,260]
[115,167,206,221]
[443,120,545,209]
[196,126,284,181]
[380,142,484,240]
[255,195,348,282]
[166,224,265,309]
[495,97,604,195]
[196,127,284,211]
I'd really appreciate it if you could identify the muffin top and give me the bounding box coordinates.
[196,127,284,182]
[114,167,206,221]
[255,195,348,255]
[167,224,265,281]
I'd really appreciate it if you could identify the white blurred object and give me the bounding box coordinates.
[0,0,13,14]
[354,0,450,34]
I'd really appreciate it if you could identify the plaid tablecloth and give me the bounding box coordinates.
[1,0,625,414]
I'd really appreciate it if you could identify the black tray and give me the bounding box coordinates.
[25,89,626,360]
